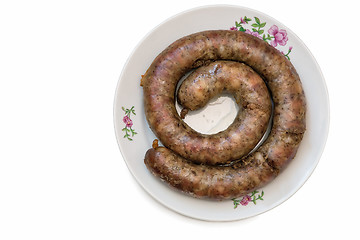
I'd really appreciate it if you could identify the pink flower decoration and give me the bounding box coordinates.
[240,195,252,206]
[123,115,133,128]
[230,26,237,31]
[245,29,262,40]
[268,25,288,47]
[240,17,246,24]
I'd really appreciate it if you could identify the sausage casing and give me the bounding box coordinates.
[142,30,306,199]
[177,60,272,163]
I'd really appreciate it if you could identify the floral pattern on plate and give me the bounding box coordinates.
[232,190,264,208]
[230,16,293,60]
[122,106,137,141]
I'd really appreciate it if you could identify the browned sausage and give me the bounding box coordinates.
[176,60,271,163]
[144,145,277,200]
[178,61,270,112]
[142,30,306,199]
[144,127,303,200]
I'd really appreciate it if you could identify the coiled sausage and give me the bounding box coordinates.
[142,30,306,200]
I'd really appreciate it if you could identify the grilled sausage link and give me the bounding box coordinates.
[144,126,303,200]
[176,60,271,163]
[142,30,306,199]
[144,146,277,200]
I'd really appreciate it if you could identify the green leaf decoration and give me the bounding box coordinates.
[232,189,264,209]
[121,106,137,141]
[231,15,293,65]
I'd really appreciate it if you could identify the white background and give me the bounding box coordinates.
[0,0,358,239]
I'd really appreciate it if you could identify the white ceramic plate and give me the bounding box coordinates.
[114,5,329,221]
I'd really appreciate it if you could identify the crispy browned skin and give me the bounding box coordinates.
[143,30,306,199]
[145,146,277,200]
[176,61,271,163]
[144,127,303,200]
[178,61,270,111]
